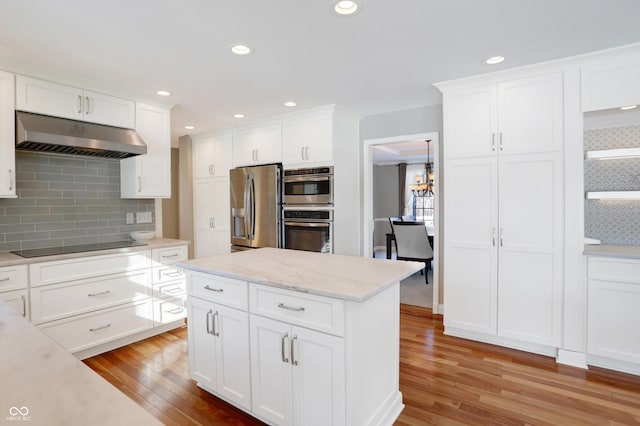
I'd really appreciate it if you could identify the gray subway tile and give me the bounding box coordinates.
[21,239,64,250]
[62,236,99,246]
[36,222,75,231]
[5,206,50,216]
[50,182,88,191]
[0,198,36,207]
[50,229,86,239]
[18,189,63,198]
[0,224,35,234]
[0,241,21,252]
[62,190,98,199]
[16,172,36,181]
[5,231,50,242]
[63,214,98,222]
[86,227,120,236]
[23,215,64,224]
[17,181,50,190]
[99,233,131,243]
[36,198,75,206]
[50,206,87,214]
[49,156,85,167]
[19,163,62,174]
[36,173,76,182]
[63,167,97,176]
[0,215,22,225]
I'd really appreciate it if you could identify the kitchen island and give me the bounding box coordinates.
[178,248,422,426]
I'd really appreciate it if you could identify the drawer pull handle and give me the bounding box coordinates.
[89,323,111,332]
[166,307,184,314]
[21,295,26,317]
[0,277,10,282]
[278,302,305,312]
[281,332,289,363]
[206,309,213,335]
[88,290,111,297]
[162,254,180,258]
[204,285,223,293]
[165,287,183,294]
[291,335,298,366]
[165,271,183,277]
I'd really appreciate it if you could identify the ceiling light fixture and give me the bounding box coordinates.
[231,44,252,55]
[284,101,297,107]
[233,114,245,119]
[332,0,360,15]
[156,90,172,96]
[185,125,195,130]
[485,56,505,65]
[620,105,638,110]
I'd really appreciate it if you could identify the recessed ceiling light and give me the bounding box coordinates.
[333,0,360,15]
[231,44,252,55]
[156,90,172,96]
[284,101,297,107]
[184,125,195,130]
[485,56,505,65]
[233,114,245,119]
[620,105,638,110]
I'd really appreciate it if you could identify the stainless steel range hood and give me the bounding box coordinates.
[15,111,147,159]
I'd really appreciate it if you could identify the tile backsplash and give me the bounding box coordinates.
[584,123,640,245]
[0,151,155,252]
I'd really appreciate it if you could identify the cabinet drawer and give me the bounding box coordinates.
[154,297,186,325]
[30,251,151,287]
[30,269,151,324]
[152,265,185,284]
[0,265,28,292]
[0,289,28,318]
[188,272,248,310]
[152,245,188,265]
[154,280,186,299]
[249,283,345,336]
[38,299,153,353]
[588,257,640,284]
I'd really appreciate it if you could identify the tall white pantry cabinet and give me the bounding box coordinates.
[438,72,564,350]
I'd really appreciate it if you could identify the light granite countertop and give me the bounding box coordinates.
[178,247,423,302]
[0,238,190,268]
[583,244,640,260]
[0,301,160,426]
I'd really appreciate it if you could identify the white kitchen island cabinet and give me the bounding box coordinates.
[180,247,422,426]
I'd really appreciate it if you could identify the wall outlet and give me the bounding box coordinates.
[125,212,134,225]
[136,211,153,224]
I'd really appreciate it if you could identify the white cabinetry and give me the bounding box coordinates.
[194,178,230,257]
[581,52,640,112]
[0,265,28,318]
[441,72,564,349]
[120,103,171,198]
[0,70,16,198]
[187,273,251,410]
[15,75,135,128]
[193,133,233,178]
[232,124,282,167]
[151,245,188,326]
[282,114,332,167]
[587,256,640,373]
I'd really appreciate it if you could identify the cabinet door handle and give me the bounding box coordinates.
[291,335,298,366]
[89,323,111,332]
[211,164,215,175]
[162,254,179,259]
[499,132,503,151]
[210,217,215,229]
[85,96,90,115]
[255,149,259,163]
[77,95,82,114]
[137,176,142,192]
[8,169,13,191]
[492,228,496,246]
[301,147,305,160]
[304,146,309,160]
[212,311,220,337]
[491,133,496,152]
[165,270,183,278]
[166,307,184,315]
[165,287,183,294]
[88,290,111,297]
[281,332,289,363]
[206,309,213,335]
[500,228,504,247]
[21,295,26,317]
[0,277,9,282]
[278,302,305,312]
[204,285,223,293]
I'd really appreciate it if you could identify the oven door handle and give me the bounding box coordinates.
[284,175,331,183]
[284,221,331,228]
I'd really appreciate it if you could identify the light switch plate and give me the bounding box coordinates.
[125,213,134,225]
[136,211,152,224]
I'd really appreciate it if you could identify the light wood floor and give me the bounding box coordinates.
[84,305,640,425]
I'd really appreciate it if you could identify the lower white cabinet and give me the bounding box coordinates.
[0,264,28,318]
[587,256,640,370]
[0,289,28,318]
[187,295,251,410]
[250,314,345,426]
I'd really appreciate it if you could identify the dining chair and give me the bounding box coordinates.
[391,220,433,284]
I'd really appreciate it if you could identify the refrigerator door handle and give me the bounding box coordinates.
[244,173,251,240]
[249,173,256,240]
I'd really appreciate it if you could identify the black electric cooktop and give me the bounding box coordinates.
[11,240,147,258]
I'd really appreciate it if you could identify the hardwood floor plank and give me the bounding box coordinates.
[84,307,640,425]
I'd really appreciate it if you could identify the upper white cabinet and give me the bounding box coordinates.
[582,53,640,112]
[282,114,333,167]
[443,73,564,160]
[0,70,16,198]
[120,103,171,198]
[440,72,564,349]
[15,75,135,129]
[232,124,282,167]
[193,133,233,178]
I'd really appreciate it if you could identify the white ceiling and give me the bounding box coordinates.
[372,140,429,164]
[1,0,640,146]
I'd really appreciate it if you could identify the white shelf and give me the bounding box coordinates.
[586,191,640,200]
[585,148,640,160]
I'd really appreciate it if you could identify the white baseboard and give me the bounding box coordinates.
[556,349,588,369]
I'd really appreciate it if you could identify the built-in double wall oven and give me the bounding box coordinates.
[282,166,333,254]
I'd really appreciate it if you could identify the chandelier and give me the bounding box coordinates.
[409,139,434,197]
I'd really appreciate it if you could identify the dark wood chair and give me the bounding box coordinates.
[391,220,433,284]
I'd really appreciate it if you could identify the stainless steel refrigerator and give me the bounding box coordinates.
[230,164,282,251]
